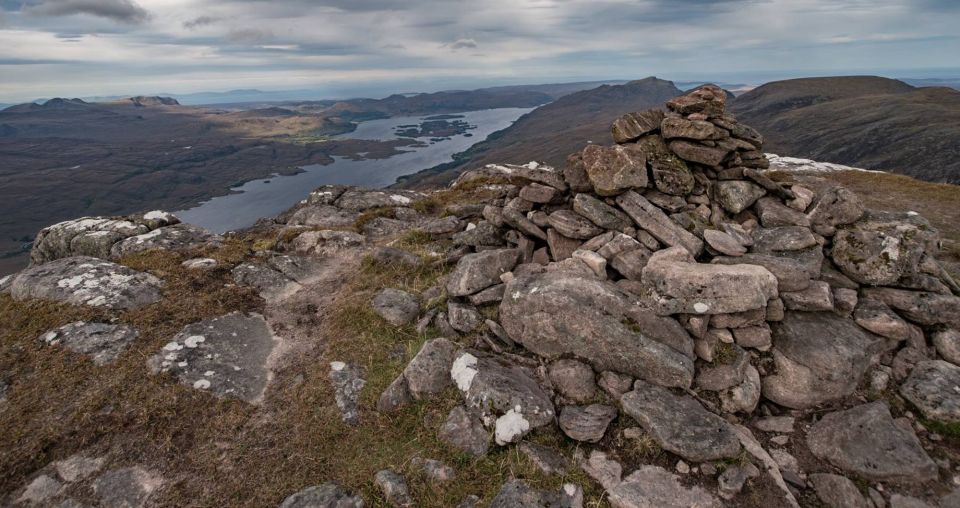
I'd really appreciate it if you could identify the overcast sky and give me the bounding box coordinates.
[0,0,958,102]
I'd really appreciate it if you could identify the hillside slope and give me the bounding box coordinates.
[397,77,683,188]
[730,76,960,183]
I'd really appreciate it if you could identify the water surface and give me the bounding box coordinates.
[176,107,531,232]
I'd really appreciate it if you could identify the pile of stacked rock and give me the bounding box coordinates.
[374,85,960,506]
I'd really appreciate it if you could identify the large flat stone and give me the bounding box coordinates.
[806,401,937,483]
[500,270,694,388]
[10,256,163,309]
[642,246,778,315]
[616,191,703,256]
[39,321,139,365]
[900,360,960,424]
[446,249,521,297]
[621,380,741,462]
[763,312,883,409]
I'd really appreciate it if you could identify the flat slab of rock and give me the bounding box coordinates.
[402,338,457,399]
[642,246,778,315]
[580,144,649,196]
[92,466,163,508]
[809,473,870,508]
[806,401,937,483]
[31,216,152,264]
[763,311,883,409]
[451,351,554,445]
[861,288,960,328]
[621,380,741,462]
[329,362,366,425]
[287,205,359,228]
[10,256,163,309]
[438,405,490,457]
[500,270,694,388]
[147,312,277,403]
[616,191,703,256]
[489,479,581,508]
[372,288,419,326]
[40,321,139,365]
[110,223,220,258]
[279,482,365,508]
[900,360,960,424]
[609,463,721,508]
[446,249,520,297]
[831,211,938,286]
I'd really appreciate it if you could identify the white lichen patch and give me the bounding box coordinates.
[494,407,530,445]
[465,223,477,231]
[451,353,479,392]
[390,194,412,204]
[330,361,347,371]
[163,341,183,351]
[693,302,710,314]
[184,335,206,348]
[193,379,211,389]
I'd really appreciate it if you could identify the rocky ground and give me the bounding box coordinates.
[2,87,960,507]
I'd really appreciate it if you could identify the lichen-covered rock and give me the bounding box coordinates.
[450,351,554,445]
[402,338,458,400]
[831,212,939,286]
[374,469,413,508]
[92,466,164,508]
[806,401,936,483]
[807,184,865,234]
[147,312,276,403]
[39,321,139,365]
[616,191,703,255]
[809,473,870,508]
[10,256,163,309]
[372,288,419,326]
[860,287,960,328]
[763,312,883,409]
[633,135,695,196]
[110,223,220,258]
[611,109,664,144]
[900,360,960,424]
[328,362,366,425]
[572,194,632,232]
[489,479,582,508]
[31,217,151,264]
[334,189,426,211]
[438,405,490,457]
[716,181,766,214]
[642,246,778,315]
[548,359,598,404]
[500,269,694,388]
[580,144,649,196]
[621,380,741,462]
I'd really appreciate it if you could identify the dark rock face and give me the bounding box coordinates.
[621,380,741,462]
[499,270,694,388]
[10,256,163,309]
[806,402,937,483]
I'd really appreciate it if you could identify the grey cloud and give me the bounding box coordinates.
[446,38,477,50]
[226,27,273,44]
[27,0,150,23]
[184,16,219,29]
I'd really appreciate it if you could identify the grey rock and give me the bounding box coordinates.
[374,469,413,508]
[403,338,458,400]
[289,229,365,255]
[718,464,760,500]
[608,464,722,508]
[412,458,455,484]
[754,416,795,434]
[232,262,300,301]
[809,473,870,508]
[611,109,664,144]
[933,329,960,366]
[519,442,569,475]
[900,360,960,424]
[146,312,277,403]
[889,494,934,508]
[559,404,617,442]
[438,406,490,457]
[720,364,761,413]
[489,479,581,508]
[621,380,741,462]
[40,321,139,365]
[456,495,481,508]
[288,205,359,228]
[704,229,747,256]
[634,135,695,196]
[580,144,649,196]
[763,312,883,409]
[519,183,560,203]
[832,212,938,286]
[572,250,608,279]
[18,475,63,505]
[609,246,651,280]
[328,362,366,425]
[854,299,914,341]
[447,302,482,333]
[755,197,810,228]
[548,359,597,404]
[54,455,105,482]
[616,191,703,256]
[278,483,365,508]
[500,270,694,388]
[696,344,749,391]
[30,216,151,264]
[452,221,505,247]
[446,249,521,297]
[181,257,218,270]
[370,247,420,267]
[377,374,412,413]
[668,139,729,166]
[597,233,643,260]
[661,116,720,140]
[372,288,419,326]
[716,181,766,214]
[419,215,463,235]
[861,288,960,328]
[110,223,219,258]
[361,217,413,239]
[598,371,634,399]
[92,467,163,508]
[642,246,778,315]
[467,284,505,306]
[806,401,937,483]
[807,184,865,233]
[572,194,632,232]
[10,256,163,309]
[751,226,819,253]
[547,210,604,240]
[780,280,834,311]
[334,189,425,211]
[451,352,554,445]
[504,208,548,241]
[546,229,583,262]
[732,325,772,350]
[713,254,814,292]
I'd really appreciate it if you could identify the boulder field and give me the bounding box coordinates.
[3,85,960,507]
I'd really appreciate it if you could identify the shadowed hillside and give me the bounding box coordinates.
[397,77,683,188]
[731,76,960,183]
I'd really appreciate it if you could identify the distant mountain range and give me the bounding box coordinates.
[400,75,960,188]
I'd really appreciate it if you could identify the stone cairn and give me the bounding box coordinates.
[373,85,960,506]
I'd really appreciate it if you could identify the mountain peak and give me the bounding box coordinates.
[126,96,180,107]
